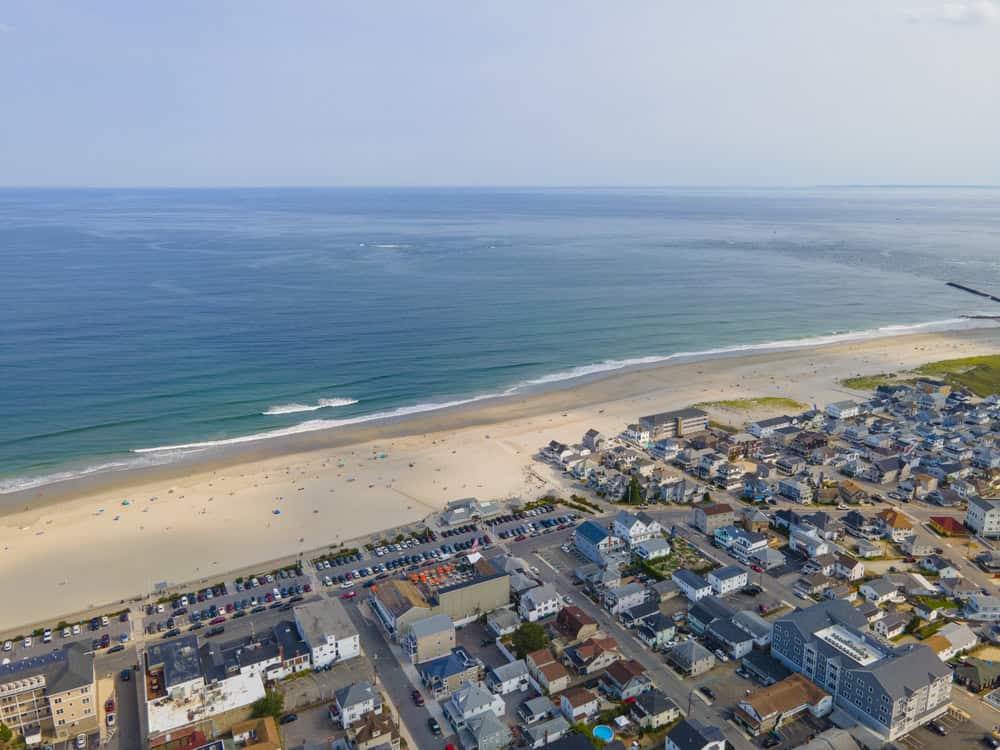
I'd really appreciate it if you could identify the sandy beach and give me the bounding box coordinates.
[1,325,999,632]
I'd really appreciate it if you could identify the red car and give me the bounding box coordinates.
[750,564,763,573]
[105,698,115,713]
[210,616,226,625]
[342,591,357,600]
[412,689,425,706]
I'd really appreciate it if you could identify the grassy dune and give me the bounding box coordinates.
[840,354,1000,397]
[696,396,805,411]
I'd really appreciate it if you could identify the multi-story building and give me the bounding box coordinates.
[519,584,561,622]
[572,521,624,564]
[0,644,97,745]
[707,565,747,596]
[402,614,455,664]
[611,510,661,547]
[966,496,1000,539]
[693,503,735,535]
[770,600,952,741]
[638,408,708,439]
[369,559,510,638]
[293,598,360,668]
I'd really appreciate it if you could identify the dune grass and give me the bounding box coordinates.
[696,396,805,411]
[915,355,1000,397]
[841,355,1000,397]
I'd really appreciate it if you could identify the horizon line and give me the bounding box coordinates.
[2,183,1000,191]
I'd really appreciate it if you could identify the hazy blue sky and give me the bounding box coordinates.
[1,1,998,186]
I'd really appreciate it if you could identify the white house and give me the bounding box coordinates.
[443,681,506,730]
[707,565,747,596]
[603,582,647,615]
[486,660,530,695]
[826,400,861,420]
[573,521,624,564]
[634,538,671,561]
[519,584,561,623]
[334,682,381,730]
[873,613,910,639]
[833,554,865,582]
[731,530,769,564]
[673,569,712,602]
[294,599,360,669]
[612,510,661,547]
[859,578,901,606]
[559,687,599,723]
[789,528,829,558]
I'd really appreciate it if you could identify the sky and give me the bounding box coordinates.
[0,1,998,187]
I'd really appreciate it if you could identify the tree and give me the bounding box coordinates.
[511,622,549,659]
[0,723,13,744]
[250,690,285,719]
[621,475,644,505]
[702,490,712,503]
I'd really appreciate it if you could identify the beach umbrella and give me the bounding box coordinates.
[122,499,130,505]
[272,509,281,515]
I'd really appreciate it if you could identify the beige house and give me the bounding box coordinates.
[348,709,401,750]
[526,649,570,694]
[403,614,455,664]
[0,643,98,745]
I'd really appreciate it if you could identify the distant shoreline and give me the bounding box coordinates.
[3,317,996,511]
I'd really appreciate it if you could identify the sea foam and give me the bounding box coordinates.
[262,398,358,415]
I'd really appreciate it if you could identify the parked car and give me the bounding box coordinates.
[428,717,442,736]
[930,722,947,737]
[412,689,425,706]
[279,714,298,725]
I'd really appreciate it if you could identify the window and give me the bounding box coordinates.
[56,708,64,715]
[53,697,62,704]
[82,697,90,704]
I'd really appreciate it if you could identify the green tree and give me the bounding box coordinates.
[0,723,13,744]
[511,621,549,659]
[621,475,644,505]
[250,690,285,719]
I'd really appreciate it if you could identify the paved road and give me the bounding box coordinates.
[340,596,455,750]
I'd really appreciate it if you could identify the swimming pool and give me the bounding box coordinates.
[593,725,614,741]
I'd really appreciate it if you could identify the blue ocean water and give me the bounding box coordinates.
[1,187,999,491]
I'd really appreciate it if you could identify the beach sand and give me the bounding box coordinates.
[1,326,998,632]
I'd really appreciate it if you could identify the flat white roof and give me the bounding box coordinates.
[814,624,885,666]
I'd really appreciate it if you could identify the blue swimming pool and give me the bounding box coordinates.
[593,725,614,741]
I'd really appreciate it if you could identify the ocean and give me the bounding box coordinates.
[1,186,999,492]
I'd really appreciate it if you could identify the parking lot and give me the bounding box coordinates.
[141,567,314,637]
[2,611,132,664]
[899,707,978,750]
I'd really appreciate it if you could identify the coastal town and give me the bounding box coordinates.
[6,376,1000,750]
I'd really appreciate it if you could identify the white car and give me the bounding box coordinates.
[273,587,282,599]
[2,640,11,652]
[63,627,72,638]
[837,503,849,511]
[101,616,109,627]
[106,712,115,727]
[156,603,165,614]
[72,623,81,635]
[75,734,87,749]
[23,637,32,648]
[180,595,189,607]
[340,580,355,589]
[43,629,52,643]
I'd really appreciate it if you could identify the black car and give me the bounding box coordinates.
[428,717,442,736]
[120,669,131,681]
[163,628,180,638]
[700,686,715,700]
[108,644,125,653]
[279,714,298,725]
[983,736,1000,749]
[929,722,947,737]
[205,626,225,637]
[762,735,781,748]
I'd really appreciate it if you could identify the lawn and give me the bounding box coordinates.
[696,397,806,411]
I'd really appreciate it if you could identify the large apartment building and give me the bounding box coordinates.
[771,601,951,742]
[0,644,98,745]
